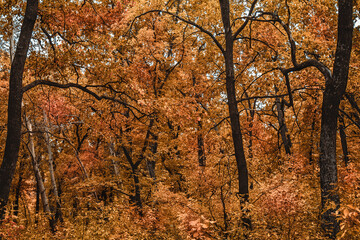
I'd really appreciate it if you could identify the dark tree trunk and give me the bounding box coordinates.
[197,122,206,167]
[147,134,158,180]
[122,146,142,208]
[193,77,206,167]
[247,102,255,161]
[0,0,39,219]
[147,160,156,180]
[131,171,142,208]
[275,88,291,155]
[13,161,24,218]
[219,0,250,229]
[319,0,353,238]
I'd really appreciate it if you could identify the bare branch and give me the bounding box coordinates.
[251,11,332,79]
[233,0,258,39]
[129,10,225,54]
[23,80,145,116]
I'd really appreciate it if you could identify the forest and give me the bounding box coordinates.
[0,0,359,239]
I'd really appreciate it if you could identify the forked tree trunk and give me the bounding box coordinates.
[0,0,39,219]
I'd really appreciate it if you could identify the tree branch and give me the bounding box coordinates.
[129,10,225,54]
[232,0,258,39]
[23,80,145,115]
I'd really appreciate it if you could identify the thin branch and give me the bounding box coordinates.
[339,109,360,130]
[129,10,225,54]
[23,80,145,116]
[251,11,332,79]
[237,87,318,103]
[345,92,360,115]
[232,0,258,39]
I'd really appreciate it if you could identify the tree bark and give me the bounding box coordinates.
[319,0,353,238]
[219,0,251,229]
[13,161,23,218]
[0,0,39,219]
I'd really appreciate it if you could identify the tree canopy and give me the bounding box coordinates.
[0,0,359,239]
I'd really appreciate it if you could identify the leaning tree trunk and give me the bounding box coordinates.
[43,111,63,223]
[319,0,353,238]
[219,0,250,229]
[25,114,55,231]
[275,86,291,155]
[0,0,39,219]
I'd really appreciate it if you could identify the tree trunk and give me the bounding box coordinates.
[275,88,291,155]
[122,146,142,208]
[43,111,63,223]
[219,0,250,229]
[131,170,142,208]
[0,0,39,219]
[197,129,206,167]
[35,180,40,224]
[25,115,55,231]
[193,77,206,167]
[13,161,23,218]
[108,141,120,176]
[319,0,353,238]
[146,133,158,180]
[247,101,255,161]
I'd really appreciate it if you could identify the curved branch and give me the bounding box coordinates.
[339,108,360,130]
[234,36,278,56]
[252,11,332,79]
[233,0,258,39]
[237,86,320,103]
[23,80,145,116]
[129,10,225,54]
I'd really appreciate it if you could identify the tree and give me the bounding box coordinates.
[253,0,354,237]
[0,0,359,239]
[134,0,258,228]
[218,0,258,229]
[0,0,39,219]
[319,0,353,237]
